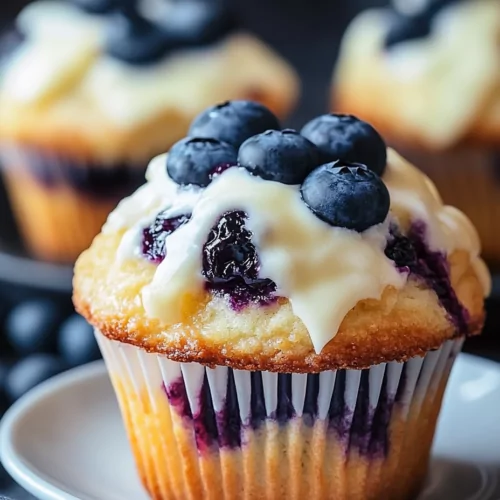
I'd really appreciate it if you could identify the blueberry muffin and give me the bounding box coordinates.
[74,101,489,500]
[0,0,298,263]
[334,0,500,265]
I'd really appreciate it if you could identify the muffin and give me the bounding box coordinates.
[74,102,489,500]
[0,0,298,263]
[334,0,500,265]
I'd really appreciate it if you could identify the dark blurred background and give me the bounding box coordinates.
[0,0,498,497]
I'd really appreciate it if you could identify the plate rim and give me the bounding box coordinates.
[0,361,107,500]
[0,353,499,500]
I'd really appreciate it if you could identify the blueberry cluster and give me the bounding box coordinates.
[0,298,100,407]
[71,0,235,65]
[385,0,458,48]
[166,100,390,232]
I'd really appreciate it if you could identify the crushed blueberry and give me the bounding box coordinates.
[301,163,390,232]
[238,129,322,185]
[189,100,280,148]
[167,137,237,187]
[301,114,387,176]
[202,211,276,308]
[385,224,469,334]
[141,212,191,264]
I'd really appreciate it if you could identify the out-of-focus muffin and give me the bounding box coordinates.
[0,0,299,262]
[74,101,489,500]
[334,0,500,264]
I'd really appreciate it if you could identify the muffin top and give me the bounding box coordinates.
[334,0,500,150]
[74,101,490,372]
[0,1,298,163]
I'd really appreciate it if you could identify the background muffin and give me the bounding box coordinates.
[74,102,489,500]
[334,0,500,266]
[0,0,299,262]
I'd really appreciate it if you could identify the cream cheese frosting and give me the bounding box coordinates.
[104,149,489,354]
[335,0,500,148]
[0,1,297,130]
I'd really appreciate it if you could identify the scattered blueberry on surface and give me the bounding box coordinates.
[202,211,276,305]
[167,137,237,186]
[5,300,61,355]
[189,100,281,148]
[301,163,390,232]
[5,354,66,402]
[142,212,191,264]
[301,114,387,176]
[106,7,172,65]
[58,315,101,367]
[238,129,321,185]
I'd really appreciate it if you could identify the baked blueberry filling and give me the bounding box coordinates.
[385,223,469,333]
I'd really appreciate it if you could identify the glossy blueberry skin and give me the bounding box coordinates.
[162,1,236,47]
[106,10,172,65]
[58,315,101,367]
[5,354,66,402]
[189,100,280,148]
[238,129,322,185]
[167,137,237,187]
[301,114,387,176]
[301,163,390,232]
[5,300,62,355]
[71,0,133,14]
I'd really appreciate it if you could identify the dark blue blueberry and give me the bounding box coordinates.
[167,137,237,187]
[189,100,280,148]
[106,7,172,65]
[162,1,236,48]
[385,231,418,269]
[202,211,276,306]
[301,114,387,176]
[141,212,191,263]
[301,163,390,232]
[384,12,431,48]
[58,315,101,366]
[5,354,66,401]
[5,300,62,355]
[238,129,321,185]
[71,0,134,14]
[385,0,458,48]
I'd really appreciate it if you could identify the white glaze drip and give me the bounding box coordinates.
[105,149,489,353]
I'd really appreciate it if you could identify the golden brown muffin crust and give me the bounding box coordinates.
[73,232,485,372]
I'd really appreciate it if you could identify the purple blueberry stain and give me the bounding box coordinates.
[202,210,278,309]
[141,212,191,264]
[385,222,469,334]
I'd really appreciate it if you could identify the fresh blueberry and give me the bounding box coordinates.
[71,0,133,14]
[106,8,172,65]
[142,212,191,263]
[238,129,321,185]
[167,137,237,187]
[58,315,101,367]
[162,1,236,47]
[301,114,387,176]
[384,12,431,48]
[189,100,280,148]
[5,300,62,355]
[5,354,66,402]
[300,163,390,232]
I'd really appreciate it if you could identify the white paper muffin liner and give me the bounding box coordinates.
[96,330,464,500]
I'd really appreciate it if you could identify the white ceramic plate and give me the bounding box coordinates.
[1,355,500,500]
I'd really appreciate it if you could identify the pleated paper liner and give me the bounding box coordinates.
[0,144,146,263]
[96,330,463,500]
